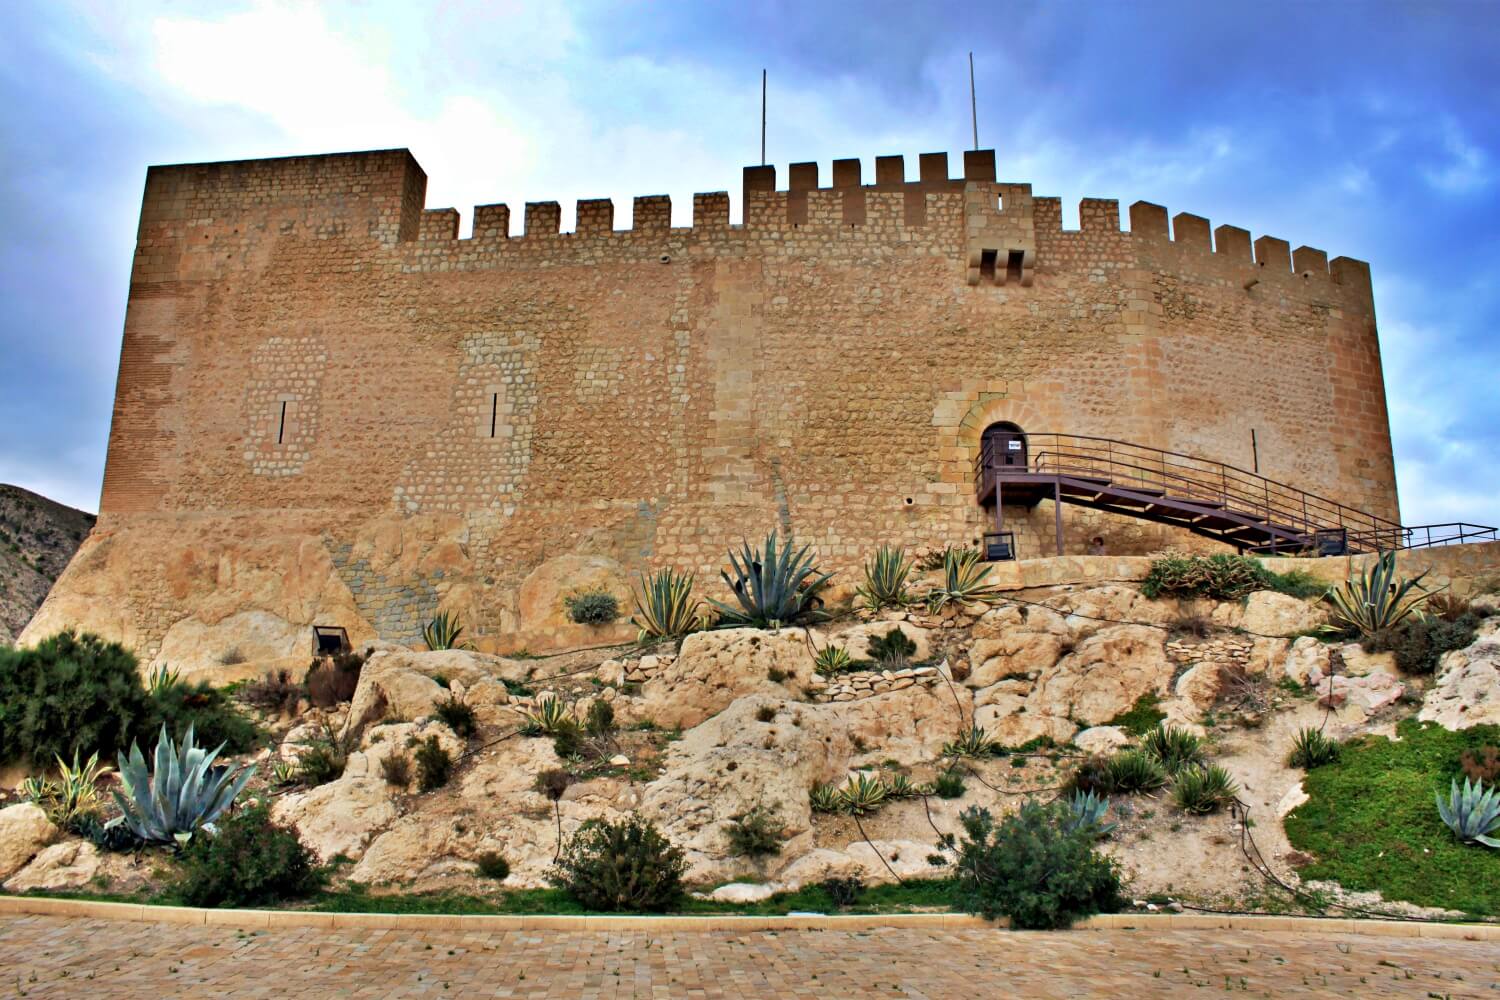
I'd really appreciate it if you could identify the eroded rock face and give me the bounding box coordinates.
[515,554,638,653]
[1047,586,1174,637]
[271,762,400,862]
[0,804,57,880]
[822,620,934,664]
[1027,625,1173,725]
[1241,591,1326,638]
[639,695,850,883]
[638,628,817,730]
[155,610,308,681]
[817,683,972,766]
[346,648,532,734]
[1281,637,1333,686]
[1073,726,1132,755]
[1419,622,1500,730]
[964,605,1071,687]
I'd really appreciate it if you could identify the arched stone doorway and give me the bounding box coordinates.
[980,421,1028,470]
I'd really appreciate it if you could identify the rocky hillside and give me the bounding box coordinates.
[0,485,95,644]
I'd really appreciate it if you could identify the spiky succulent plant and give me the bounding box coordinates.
[107,724,255,846]
[809,782,843,814]
[631,568,702,641]
[518,696,577,737]
[814,645,854,674]
[1436,777,1500,848]
[857,545,912,610]
[942,724,998,759]
[1062,790,1117,839]
[837,773,888,816]
[925,546,1003,614]
[422,610,469,650]
[709,533,834,629]
[1322,549,1429,638]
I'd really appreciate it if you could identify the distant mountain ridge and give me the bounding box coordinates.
[0,484,95,644]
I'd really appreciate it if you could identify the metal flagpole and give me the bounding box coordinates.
[761,69,767,166]
[969,52,978,150]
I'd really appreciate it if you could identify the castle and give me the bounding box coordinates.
[23,146,1398,666]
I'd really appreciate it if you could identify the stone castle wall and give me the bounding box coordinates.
[27,147,1398,664]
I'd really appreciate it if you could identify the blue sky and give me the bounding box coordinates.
[1,1,1496,529]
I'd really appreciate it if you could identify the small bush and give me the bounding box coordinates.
[305,651,364,708]
[1172,765,1240,814]
[1105,693,1166,737]
[0,630,146,766]
[475,851,511,881]
[434,694,477,738]
[565,590,620,626]
[1067,754,1115,796]
[240,669,303,714]
[932,768,967,799]
[949,801,1123,929]
[380,753,411,787]
[1142,725,1206,773]
[755,704,777,723]
[219,647,247,666]
[1363,614,1479,675]
[415,735,453,791]
[1460,747,1500,785]
[1288,727,1341,769]
[551,724,583,759]
[538,768,572,801]
[820,875,865,908]
[173,803,321,907]
[814,645,854,674]
[725,804,783,857]
[868,627,917,668]
[550,815,688,912]
[1266,569,1330,600]
[585,699,616,738]
[1104,751,1168,793]
[1141,554,1272,601]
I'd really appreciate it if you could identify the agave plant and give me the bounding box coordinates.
[518,696,577,737]
[814,645,854,674]
[1103,750,1169,793]
[145,664,182,695]
[857,545,912,611]
[1323,550,1430,638]
[709,533,834,629]
[884,772,920,799]
[1172,765,1240,815]
[926,547,1002,614]
[837,773,888,816]
[1062,790,1117,839]
[1436,777,1500,848]
[942,724,998,759]
[809,782,843,814]
[631,568,703,641]
[1287,727,1341,770]
[422,610,470,651]
[107,724,256,846]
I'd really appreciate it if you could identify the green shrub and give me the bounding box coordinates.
[1105,693,1166,737]
[565,590,620,626]
[293,720,356,787]
[1363,614,1479,675]
[380,753,411,787]
[550,815,688,912]
[0,630,146,766]
[1266,569,1330,600]
[415,735,453,791]
[434,694,477,738]
[932,768,967,799]
[868,627,917,668]
[1104,750,1168,793]
[820,875,865,908]
[725,804,783,857]
[949,801,1123,929]
[1140,554,1271,600]
[1288,727,1341,769]
[475,851,511,880]
[1066,754,1115,796]
[173,802,321,907]
[240,669,303,714]
[143,681,261,755]
[709,533,834,628]
[1142,725,1206,773]
[1461,747,1500,785]
[585,700,616,738]
[1172,765,1239,814]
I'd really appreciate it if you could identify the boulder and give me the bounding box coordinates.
[154,609,307,682]
[0,803,57,879]
[347,647,531,733]
[1419,630,1500,730]
[271,766,399,861]
[842,839,950,884]
[822,620,934,664]
[705,882,779,903]
[978,706,1077,748]
[1047,586,1174,637]
[1280,637,1332,686]
[514,553,638,653]
[639,695,850,883]
[4,840,100,892]
[1073,726,1132,755]
[349,815,474,885]
[1241,591,1325,637]
[1026,625,1173,725]
[818,683,972,766]
[637,628,817,730]
[1174,663,1221,711]
[1276,781,1310,818]
[776,849,865,888]
[1337,644,1399,679]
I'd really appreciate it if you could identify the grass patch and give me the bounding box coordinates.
[7,878,960,917]
[1104,693,1166,737]
[1265,569,1330,600]
[1285,719,1500,915]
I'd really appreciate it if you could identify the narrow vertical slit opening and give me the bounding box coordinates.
[277,401,287,444]
[490,393,499,438]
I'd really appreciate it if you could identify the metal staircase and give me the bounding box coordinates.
[974,432,1495,557]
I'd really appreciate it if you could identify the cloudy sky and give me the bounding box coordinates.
[1,1,1496,531]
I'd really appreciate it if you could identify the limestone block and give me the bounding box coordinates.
[1026,625,1173,725]
[515,553,637,653]
[0,804,57,879]
[1241,591,1325,637]
[4,840,100,892]
[637,628,817,730]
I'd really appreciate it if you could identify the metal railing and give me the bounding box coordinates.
[1391,523,1498,550]
[972,432,1424,553]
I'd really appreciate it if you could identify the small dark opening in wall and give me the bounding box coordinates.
[489,393,499,438]
[904,497,915,506]
[979,249,997,281]
[277,401,288,444]
[1006,250,1025,283]
[996,194,1004,212]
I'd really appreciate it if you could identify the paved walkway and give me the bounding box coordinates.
[2,915,1497,998]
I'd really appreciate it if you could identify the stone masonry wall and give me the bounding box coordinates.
[36,147,1400,659]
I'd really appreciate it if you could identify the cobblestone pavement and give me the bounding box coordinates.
[1,916,1498,998]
